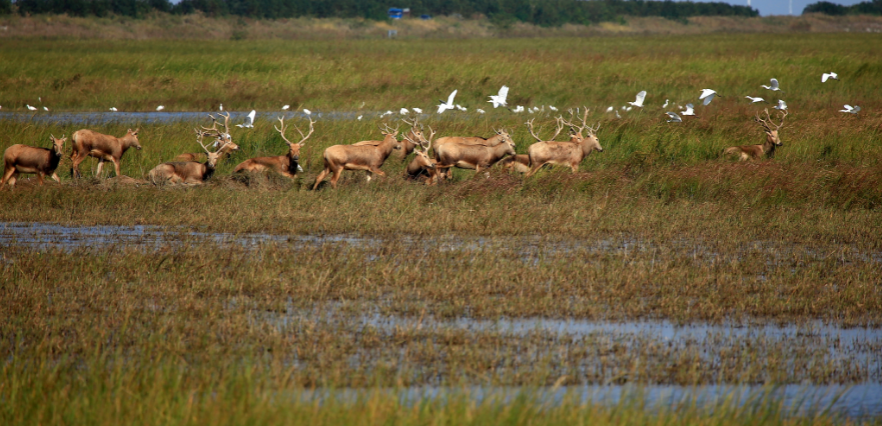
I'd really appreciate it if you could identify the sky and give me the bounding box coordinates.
[708,0,866,16]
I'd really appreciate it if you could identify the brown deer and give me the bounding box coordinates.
[526,110,602,177]
[498,154,532,174]
[234,116,315,178]
[434,129,516,178]
[175,112,239,162]
[1,134,66,188]
[312,124,401,190]
[724,109,787,161]
[147,129,231,185]
[403,127,451,185]
[355,115,424,159]
[70,128,142,178]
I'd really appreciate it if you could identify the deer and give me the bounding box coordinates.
[312,124,402,190]
[431,129,516,179]
[403,126,451,185]
[434,129,516,178]
[70,128,142,178]
[1,134,66,188]
[175,112,239,162]
[724,109,787,161]
[354,115,424,159]
[234,115,315,178]
[525,109,602,177]
[497,154,532,174]
[147,129,231,185]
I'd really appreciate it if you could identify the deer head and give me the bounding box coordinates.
[379,123,402,150]
[49,134,66,157]
[276,115,315,161]
[203,112,239,152]
[755,108,786,147]
[562,108,603,153]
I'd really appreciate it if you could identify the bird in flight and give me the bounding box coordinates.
[761,78,783,92]
[437,90,457,114]
[682,103,696,116]
[665,112,682,123]
[488,86,509,108]
[774,100,787,111]
[745,96,765,103]
[628,91,647,108]
[699,89,719,106]
[821,72,839,83]
[840,105,860,114]
[236,110,256,128]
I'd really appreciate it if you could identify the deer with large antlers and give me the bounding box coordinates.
[312,124,402,190]
[525,109,603,177]
[175,112,239,162]
[403,126,451,185]
[433,129,516,179]
[724,109,787,161]
[70,128,142,178]
[234,116,314,178]
[2,134,66,188]
[147,129,231,185]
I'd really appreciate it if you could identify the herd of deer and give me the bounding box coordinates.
[0,108,787,189]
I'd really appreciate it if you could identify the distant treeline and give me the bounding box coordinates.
[803,0,882,15]
[4,0,758,25]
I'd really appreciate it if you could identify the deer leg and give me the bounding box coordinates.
[50,172,60,183]
[95,160,105,177]
[112,158,121,177]
[526,163,544,178]
[37,173,45,185]
[70,152,83,178]
[329,168,342,189]
[312,168,330,190]
[6,172,18,187]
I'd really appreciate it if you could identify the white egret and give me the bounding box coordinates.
[412,108,422,114]
[109,107,117,112]
[548,105,558,111]
[821,72,839,83]
[662,99,670,108]
[400,108,409,115]
[357,115,363,121]
[628,90,647,108]
[761,78,783,92]
[303,109,312,115]
[699,89,719,105]
[437,89,457,114]
[682,103,696,116]
[745,96,765,103]
[840,105,860,114]
[615,110,622,119]
[156,105,165,111]
[455,104,467,112]
[606,106,614,113]
[219,103,223,111]
[380,111,393,117]
[774,100,787,111]
[236,110,256,128]
[27,104,37,111]
[476,109,485,114]
[282,105,290,110]
[665,112,682,123]
[43,106,49,111]
[625,106,633,112]
[488,85,509,108]
[511,105,524,113]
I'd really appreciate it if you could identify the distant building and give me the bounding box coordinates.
[388,8,403,19]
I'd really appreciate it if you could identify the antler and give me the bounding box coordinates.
[194,127,213,154]
[401,114,421,129]
[775,110,787,130]
[203,112,232,141]
[525,118,542,142]
[755,109,773,131]
[276,115,315,146]
[525,117,565,142]
[420,126,436,151]
[379,122,400,135]
[561,107,589,135]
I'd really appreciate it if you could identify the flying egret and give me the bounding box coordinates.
[628,91,647,108]
[400,108,409,115]
[662,99,670,108]
[27,104,37,111]
[109,107,118,112]
[488,85,509,108]
[236,110,256,128]
[761,78,783,92]
[774,100,787,111]
[303,109,312,115]
[548,106,558,111]
[745,96,765,103]
[412,108,422,114]
[437,90,457,114]
[476,109,485,114]
[665,112,682,123]
[699,89,719,106]
[282,105,290,110]
[840,105,860,114]
[821,72,839,83]
[682,103,696,116]
[156,105,165,111]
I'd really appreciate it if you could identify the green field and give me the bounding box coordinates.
[1,34,881,425]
